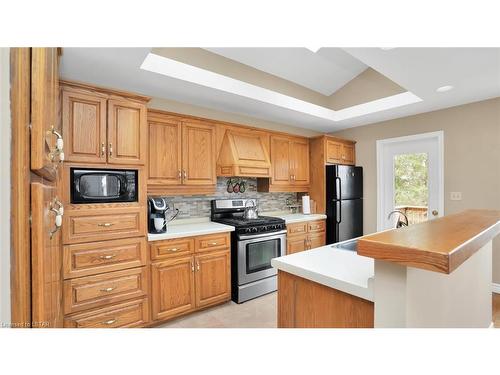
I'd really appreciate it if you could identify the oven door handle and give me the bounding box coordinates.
[237,229,287,240]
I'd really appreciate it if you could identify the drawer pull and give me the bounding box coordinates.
[208,242,218,246]
[98,223,114,227]
[103,319,117,325]
[168,248,179,252]
[100,255,116,260]
[100,287,115,293]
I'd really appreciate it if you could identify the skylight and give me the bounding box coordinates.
[140,53,422,122]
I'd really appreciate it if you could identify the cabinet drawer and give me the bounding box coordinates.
[63,267,148,314]
[308,220,326,233]
[64,298,150,328]
[64,207,146,244]
[63,237,147,279]
[195,233,230,253]
[151,237,194,260]
[287,222,308,236]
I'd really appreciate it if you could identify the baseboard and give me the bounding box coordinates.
[493,283,500,294]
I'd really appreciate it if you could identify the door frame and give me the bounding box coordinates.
[376,131,444,231]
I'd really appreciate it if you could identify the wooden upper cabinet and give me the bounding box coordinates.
[31,48,60,179]
[271,136,292,186]
[326,140,342,164]
[342,143,355,164]
[325,137,356,165]
[62,89,107,163]
[261,135,310,191]
[148,116,182,186]
[291,138,310,185]
[61,81,150,166]
[182,120,216,185]
[107,99,147,165]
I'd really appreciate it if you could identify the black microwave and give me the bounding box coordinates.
[70,168,138,204]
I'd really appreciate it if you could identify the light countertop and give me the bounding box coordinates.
[271,243,374,302]
[262,211,327,224]
[148,218,235,241]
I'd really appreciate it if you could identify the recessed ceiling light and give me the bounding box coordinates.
[436,85,454,93]
[307,47,322,53]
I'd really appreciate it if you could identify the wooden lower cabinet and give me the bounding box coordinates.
[64,298,150,328]
[286,220,326,255]
[287,235,307,255]
[195,250,231,308]
[149,234,232,324]
[151,256,195,321]
[63,266,149,314]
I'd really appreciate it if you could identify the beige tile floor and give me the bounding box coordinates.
[158,292,500,328]
[158,292,277,328]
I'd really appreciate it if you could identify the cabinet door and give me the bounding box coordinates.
[326,140,342,163]
[291,138,310,185]
[62,89,107,163]
[148,117,182,186]
[107,99,147,165]
[182,121,216,185]
[195,250,231,308]
[151,257,195,321]
[271,136,291,186]
[308,232,326,250]
[31,48,60,179]
[31,182,63,327]
[341,143,355,165]
[287,235,307,255]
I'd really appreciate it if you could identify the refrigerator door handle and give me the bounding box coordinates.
[335,176,341,200]
[336,200,342,223]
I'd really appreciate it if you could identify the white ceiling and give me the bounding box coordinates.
[205,47,367,96]
[59,47,500,133]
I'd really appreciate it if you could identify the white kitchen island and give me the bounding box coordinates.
[272,209,500,328]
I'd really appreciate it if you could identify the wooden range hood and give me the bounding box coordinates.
[217,130,271,178]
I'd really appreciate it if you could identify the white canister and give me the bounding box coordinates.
[302,195,311,215]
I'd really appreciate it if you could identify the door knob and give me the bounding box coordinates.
[432,210,439,216]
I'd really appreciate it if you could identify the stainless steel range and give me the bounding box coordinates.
[211,199,286,303]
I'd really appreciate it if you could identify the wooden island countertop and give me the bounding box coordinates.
[357,209,500,274]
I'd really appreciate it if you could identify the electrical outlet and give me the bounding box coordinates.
[450,192,462,201]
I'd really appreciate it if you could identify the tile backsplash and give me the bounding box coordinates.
[165,178,297,219]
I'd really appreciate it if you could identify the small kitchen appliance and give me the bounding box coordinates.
[148,197,179,234]
[211,199,286,303]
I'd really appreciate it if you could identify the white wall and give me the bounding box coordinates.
[0,47,11,326]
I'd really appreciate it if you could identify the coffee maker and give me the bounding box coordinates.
[148,197,168,234]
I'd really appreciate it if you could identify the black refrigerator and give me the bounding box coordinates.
[326,165,363,244]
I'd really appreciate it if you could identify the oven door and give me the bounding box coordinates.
[237,230,286,285]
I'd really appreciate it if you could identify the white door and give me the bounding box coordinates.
[377,131,444,231]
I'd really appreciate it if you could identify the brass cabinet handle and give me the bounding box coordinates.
[109,143,113,156]
[196,261,200,271]
[183,170,187,179]
[100,287,115,293]
[168,248,179,252]
[98,223,114,227]
[100,254,115,260]
[103,319,117,325]
[208,242,218,246]
[101,142,106,156]
[191,260,194,272]
[178,170,182,180]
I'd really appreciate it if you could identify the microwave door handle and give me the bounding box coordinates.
[75,177,80,193]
